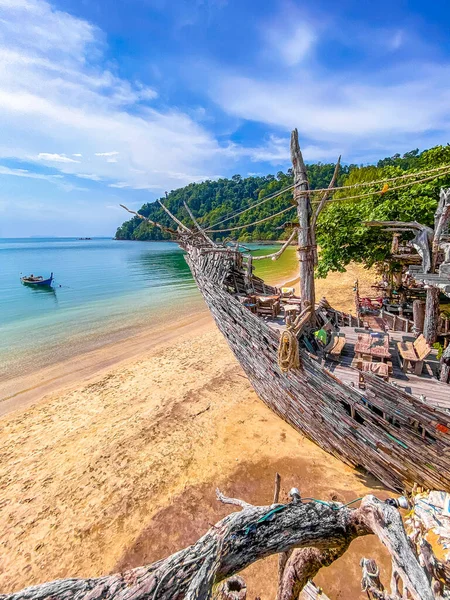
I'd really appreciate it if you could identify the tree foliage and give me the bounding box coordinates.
[115,144,450,276]
[315,145,450,276]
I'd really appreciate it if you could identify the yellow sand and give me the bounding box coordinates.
[0,263,390,599]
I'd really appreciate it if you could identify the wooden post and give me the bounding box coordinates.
[393,270,402,289]
[412,300,425,335]
[391,232,400,255]
[423,287,440,344]
[290,129,315,321]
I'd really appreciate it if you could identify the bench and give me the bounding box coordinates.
[396,334,432,375]
[326,334,346,359]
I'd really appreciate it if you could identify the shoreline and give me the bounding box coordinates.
[0,307,211,418]
[1,258,374,419]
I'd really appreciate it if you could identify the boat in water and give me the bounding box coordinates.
[120,131,450,492]
[21,273,53,287]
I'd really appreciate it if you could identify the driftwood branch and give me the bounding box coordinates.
[119,205,177,235]
[215,488,252,510]
[157,199,192,233]
[311,156,341,229]
[365,221,434,238]
[183,201,216,246]
[252,228,298,261]
[278,545,350,600]
[310,156,341,265]
[433,188,450,250]
[0,491,443,600]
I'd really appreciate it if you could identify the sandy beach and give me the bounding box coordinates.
[0,263,390,599]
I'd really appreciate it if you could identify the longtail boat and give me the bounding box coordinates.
[21,272,53,286]
[120,131,450,492]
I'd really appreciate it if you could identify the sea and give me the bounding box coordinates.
[0,238,295,382]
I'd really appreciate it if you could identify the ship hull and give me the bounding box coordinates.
[184,244,450,492]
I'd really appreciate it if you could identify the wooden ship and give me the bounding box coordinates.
[121,130,450,493]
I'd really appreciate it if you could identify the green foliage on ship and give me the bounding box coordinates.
[115,145,450,277]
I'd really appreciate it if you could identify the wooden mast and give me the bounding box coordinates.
[290,129,315,320]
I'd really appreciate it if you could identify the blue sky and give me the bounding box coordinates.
[1,0,450,236]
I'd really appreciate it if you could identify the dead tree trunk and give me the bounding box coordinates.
[423,287,440,344]
[413,300,426,335]
[440,344,450,383]
[214,576,247,599]
[290,129,315,321]
[0,491,440,600]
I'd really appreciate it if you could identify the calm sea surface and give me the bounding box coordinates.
[0,238,294,382]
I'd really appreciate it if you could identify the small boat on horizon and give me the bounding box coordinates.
[21,272,53,287]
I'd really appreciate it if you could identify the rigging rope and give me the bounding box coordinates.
[207,205,296,233]
[193,165,450,235]
[204,183,297,231]
[204,163,450,232]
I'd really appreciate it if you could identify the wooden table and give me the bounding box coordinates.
[284,298,302,305]
[355,333,391,362]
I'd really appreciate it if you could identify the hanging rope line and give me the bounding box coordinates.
[204,162,450,232]
[310,167,450,207]
[204,166,450,234]
[207,205,296,233]
[204,184,295,231]
[311,162,450,194]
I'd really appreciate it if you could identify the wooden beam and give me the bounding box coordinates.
[183,201,216,246]
[119,204,177,235]
[157,199,192,233]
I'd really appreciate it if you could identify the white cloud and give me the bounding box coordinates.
[208,62,450,160]
[266,21,317,67]
[75,173,102,181]
[0,0,228,193]
[38,152,80,163]
[108,182,129,189]
[0,164,63,181]
[0,163,89,193]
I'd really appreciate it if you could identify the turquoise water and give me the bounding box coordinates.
[0,238,294,383]
[0,238,202,381]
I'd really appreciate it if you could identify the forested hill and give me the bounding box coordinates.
[115,163,347,242]
[115,145,450,276]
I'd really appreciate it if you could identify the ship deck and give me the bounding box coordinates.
[266,317,450,411]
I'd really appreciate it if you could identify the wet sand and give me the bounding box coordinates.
[0,264,391,598]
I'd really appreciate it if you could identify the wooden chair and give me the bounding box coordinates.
[284,304,300,327]
[256,295,281,318]
[280,287,295,298]
[396,334,432,375]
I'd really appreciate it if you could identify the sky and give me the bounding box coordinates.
[1,0,450,236]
